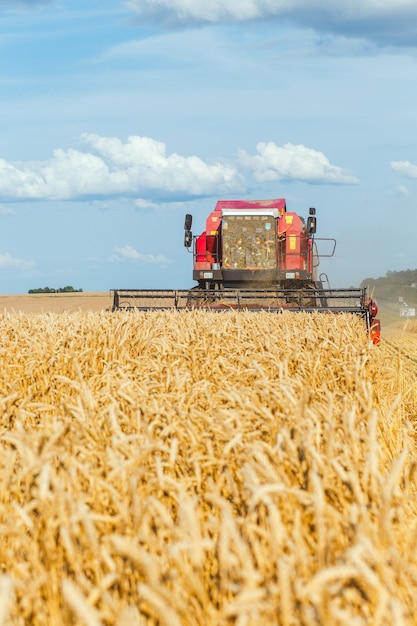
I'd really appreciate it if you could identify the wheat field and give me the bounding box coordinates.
[0,309,416,625]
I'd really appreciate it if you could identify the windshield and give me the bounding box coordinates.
[222,214,277,270]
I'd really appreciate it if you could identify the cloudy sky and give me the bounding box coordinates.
[0,0,416,294]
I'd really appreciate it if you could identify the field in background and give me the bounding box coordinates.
[0,292,112,314]
[0,308,416,624]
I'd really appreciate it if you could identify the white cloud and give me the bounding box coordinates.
[134,198,160,211]
[125,0,269,23]
[0,134,359,203]
[109,245,172,265]
[124,0,417,21]
[124,0,417,46]
[239,142,358,185]
[0,252,35,270]
[397,185,409,196]
[0,205,14,215]
[0,134,245,202]
[390,160,417,179]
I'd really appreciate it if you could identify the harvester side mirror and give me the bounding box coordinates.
[184,230,193,248]
[184,214,193,231]
[307,216,317,234]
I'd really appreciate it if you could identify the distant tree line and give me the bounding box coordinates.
[28,286,83,294]
[361,269,417,304]
[361,268,417,288]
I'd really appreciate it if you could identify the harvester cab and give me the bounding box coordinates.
[188,198,333,291]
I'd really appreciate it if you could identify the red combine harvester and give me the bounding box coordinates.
[112,198,381,344]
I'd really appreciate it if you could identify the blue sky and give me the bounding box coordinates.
[1,0,417,293]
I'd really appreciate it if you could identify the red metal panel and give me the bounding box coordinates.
[195,232,218,266]
[195,232,207,263]
[206,210,221,234]
[278,212,305,271]
[215,198,286,213]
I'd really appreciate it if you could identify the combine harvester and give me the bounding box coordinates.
[112,198,381,344]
